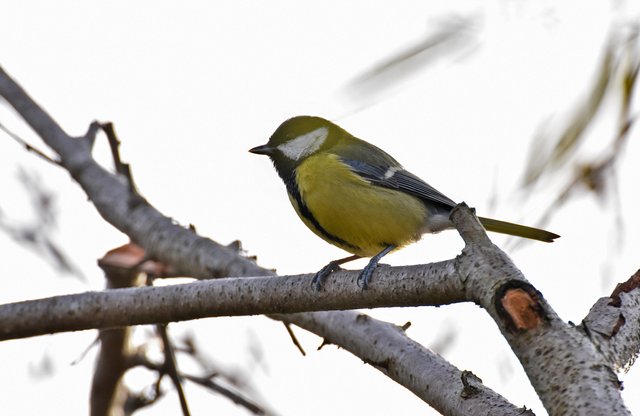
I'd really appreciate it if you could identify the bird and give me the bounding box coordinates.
[249,116,559,289]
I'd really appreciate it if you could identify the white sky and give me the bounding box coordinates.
[1,1,640,415]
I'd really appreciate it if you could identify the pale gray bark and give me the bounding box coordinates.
[274,310,533,416]
[450,207,630,416]
[582,271,640,372]
[0,262,464,340]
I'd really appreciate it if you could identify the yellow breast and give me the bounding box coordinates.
[290,153,428,257]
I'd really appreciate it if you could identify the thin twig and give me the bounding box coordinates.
[146,270,189,415]
[157,324,191,416]
[184,373,266,415]
[0,121,60,165]
[283,322,306,356]
[128,351,268,415]
[99,122,138,193]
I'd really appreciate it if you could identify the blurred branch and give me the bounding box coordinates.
[131,353,269,415]
[156,324,191,416]
[148,266,190,416]
[175,334,271,415]
[0,168,85,280]
[176,333,257,393]
[123,378,165,416]
[184,373,267,415]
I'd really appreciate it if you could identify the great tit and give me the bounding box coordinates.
[250,116,559,289]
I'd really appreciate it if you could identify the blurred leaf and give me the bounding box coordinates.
[523,46,615,187]
[28,353,55,379]
[621,59,639,118]
[428,323,457,356]
[512,31,639,251]
[550,49,613,163]
[347,15,480,100]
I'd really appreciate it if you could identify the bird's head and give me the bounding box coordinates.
[249,116,343,178]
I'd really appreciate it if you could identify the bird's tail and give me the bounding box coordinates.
[478,217,559,242]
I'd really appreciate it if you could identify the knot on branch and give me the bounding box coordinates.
[495,281,547,332]
[460,370,483,398]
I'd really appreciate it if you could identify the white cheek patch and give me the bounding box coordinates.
[277,127,328,161]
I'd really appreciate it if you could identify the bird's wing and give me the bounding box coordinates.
[340,158,457,208]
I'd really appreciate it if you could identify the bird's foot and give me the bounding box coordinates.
[357,245,395,289]
[311,262,343,291]
[357,262,379,290]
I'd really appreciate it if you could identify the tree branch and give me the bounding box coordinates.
[157,323,191,416]
[450,204,630,415]
[0,261,464,340]
[273,310,533,416]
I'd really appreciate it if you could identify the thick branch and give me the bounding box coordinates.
[274,311,532,416]
[450,205,630,416]
[0,261,463,341]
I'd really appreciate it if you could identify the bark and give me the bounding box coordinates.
[0,262,464,340]
[450,207,630,415]
[274,311,533,416]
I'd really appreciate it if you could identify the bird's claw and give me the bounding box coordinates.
[357,263,378,290]
[311,262,342,291]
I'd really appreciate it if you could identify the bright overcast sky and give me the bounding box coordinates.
[2,1,640,415]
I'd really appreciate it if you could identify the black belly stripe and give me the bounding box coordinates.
[285,173,360,252]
